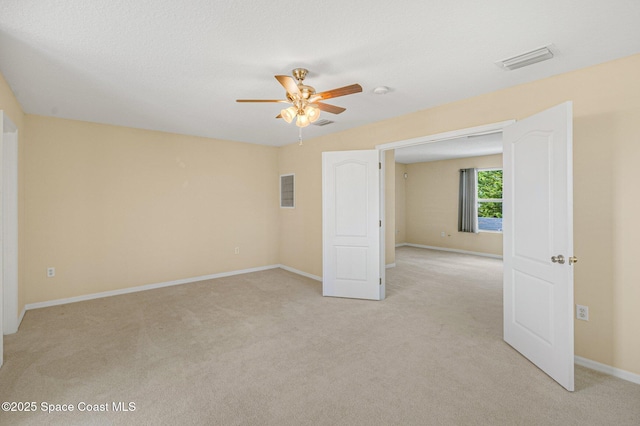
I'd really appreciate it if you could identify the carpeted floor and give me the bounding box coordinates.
[1,246,639,425]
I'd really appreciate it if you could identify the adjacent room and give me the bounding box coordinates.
[390,136,506,353]
[1,1,639,424]
[393,134,504,258]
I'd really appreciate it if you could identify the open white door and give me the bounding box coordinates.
[503,102,575,391]
[322,150,383,300]
[0,112,5,369]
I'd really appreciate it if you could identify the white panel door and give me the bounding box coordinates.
[0,112,4,369]
[322,150,382,300]
[503,102,575,391]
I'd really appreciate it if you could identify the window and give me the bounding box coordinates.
[280,174,295,208]
[477,169,503,232]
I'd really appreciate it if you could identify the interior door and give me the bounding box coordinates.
[322,150,383,300]
[503,102,575,391]
[0,112,4,369]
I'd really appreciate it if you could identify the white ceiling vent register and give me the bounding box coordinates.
[497,46,554,70]
[312,119,335,127]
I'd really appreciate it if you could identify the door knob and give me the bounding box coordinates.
[569,256,578,265]
[551,255,565,264]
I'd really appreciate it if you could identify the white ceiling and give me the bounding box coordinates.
[1,1,639,147]
[395,133,503,164]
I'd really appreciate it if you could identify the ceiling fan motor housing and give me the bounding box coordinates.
[291,69,315,100]
[292,68,308,81]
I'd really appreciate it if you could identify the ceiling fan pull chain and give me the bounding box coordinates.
[299,127,303,146]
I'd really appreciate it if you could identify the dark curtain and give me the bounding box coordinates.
[458,168,478,233]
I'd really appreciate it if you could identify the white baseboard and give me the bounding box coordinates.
[278,264,322,282]
[575,356,640,385]
[385,263,396,269]
[2,308,26,335]
[395,243,408,248]
[25,265,281,311]
[17,307,26,330]
[401,243,503,259]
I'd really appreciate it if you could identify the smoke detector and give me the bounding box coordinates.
[373,86,390,95]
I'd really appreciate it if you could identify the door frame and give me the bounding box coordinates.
[375,120,515,271]
[1,111,19,340]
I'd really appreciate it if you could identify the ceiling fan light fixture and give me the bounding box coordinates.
[306,105,320,123]
[281,106,297,123]
[296,114,310,128]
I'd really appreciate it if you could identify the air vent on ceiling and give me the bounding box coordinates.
[497,46,554,71]
[312,119,334,127]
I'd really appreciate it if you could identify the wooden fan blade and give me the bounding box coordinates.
[316,102,346,114]
[236,99,289,103]
[312,84,362,101]
[275,113,282,119]
[275,75,301,96]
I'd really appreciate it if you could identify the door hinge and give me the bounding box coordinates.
[379,162,382,169]
[379,278,382,285]
[379,220,382,227]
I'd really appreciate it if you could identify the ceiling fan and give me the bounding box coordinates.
[236,68,363,127]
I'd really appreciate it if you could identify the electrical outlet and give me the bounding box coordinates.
[576,304,589,321]
[441,231,446,237]
[234,247,240,255]
[47,267,55,278]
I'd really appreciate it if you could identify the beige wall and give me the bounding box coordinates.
[403,155,503,256]
[279,54,640,375]
[25,115,280,303]
[395,163,407,245]
[0,73,27,318]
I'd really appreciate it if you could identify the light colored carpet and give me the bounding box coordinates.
[1,246,639,425]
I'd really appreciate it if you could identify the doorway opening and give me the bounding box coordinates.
[324,105,574,390]
[376,120,514,269]
[392,134,505,260]
[375,103,576,391]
